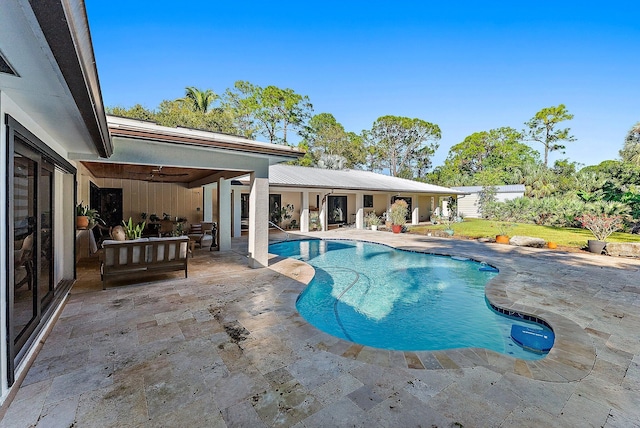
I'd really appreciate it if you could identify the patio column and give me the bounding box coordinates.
[300,191,309,233]
[355,192,364,229]
[320,192,327,231]
[217,178,231,251]
[203,185,214,222]
[232,187,241,237]
[248,172,269,268]
[412,194,419,225]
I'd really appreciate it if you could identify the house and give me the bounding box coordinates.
[232,165,466,232]
[451,185,526,218]
[0,0,301,403]
[0,0,465,406]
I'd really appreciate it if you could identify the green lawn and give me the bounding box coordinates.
[408,218,640,248]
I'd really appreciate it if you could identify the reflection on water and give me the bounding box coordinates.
[270,239,552,360]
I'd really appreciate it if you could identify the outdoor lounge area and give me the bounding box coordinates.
[1,229,639,427]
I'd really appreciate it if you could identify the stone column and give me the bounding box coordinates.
[300,191,309,233]
[320,193,327,231]
[232,187,241,237]
[355,192,364,229]
[203,185,214,222]
[412,195,419,225]
[248,173,269,268]
[217,178,231,251]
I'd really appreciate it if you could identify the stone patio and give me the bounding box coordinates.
[1,229,639,427]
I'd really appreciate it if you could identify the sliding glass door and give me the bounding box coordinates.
[6,116,75,385]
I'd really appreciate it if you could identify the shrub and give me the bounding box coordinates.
[389,200,409,225]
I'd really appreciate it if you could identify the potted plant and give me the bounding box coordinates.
[494,222,515,244]
[365,211,381,231]
[309,211,320,231]
[122,217,146,240]
[76,202,99,230]
[575,213,623,254]
[439,215,454,236]
[389,199,409,233]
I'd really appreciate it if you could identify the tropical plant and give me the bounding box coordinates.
[389,199,409,225]
[181,87,216,113]
[494,222,515,236]
[309,211,321,231]
[272,203,295,226]
[364,211,381,227]
[122,217,145,240]
[76,202,99,227]
[575,213,623,242]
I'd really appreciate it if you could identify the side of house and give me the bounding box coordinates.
[453,185,526,218]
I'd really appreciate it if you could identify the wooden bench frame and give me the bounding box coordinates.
[100,237,189,289]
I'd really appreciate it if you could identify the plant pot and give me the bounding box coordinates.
[495,235,510,244]
[444,229,454,236]
[371,225,378,231]
[547,242,557,249]
[588,240,606,254]
[76,215,89,229]
[391,224,402,234]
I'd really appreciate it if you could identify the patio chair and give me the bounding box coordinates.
[188,222,216,249]
[14,233,34,290]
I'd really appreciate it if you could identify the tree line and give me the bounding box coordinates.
[108,83,640,227]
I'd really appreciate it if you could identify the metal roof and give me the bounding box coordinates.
[269,165,466,194]
[452,184,526,193]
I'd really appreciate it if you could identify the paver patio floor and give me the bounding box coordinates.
[1,229,639,427]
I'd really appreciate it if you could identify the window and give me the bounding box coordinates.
[364,194,373,208]
[269,194,282,225]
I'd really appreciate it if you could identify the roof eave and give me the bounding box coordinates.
[29,0,112,157]
[108,123,305,160]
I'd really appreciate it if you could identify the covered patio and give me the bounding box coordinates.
[1,230,639,427]
[74,115,304,268]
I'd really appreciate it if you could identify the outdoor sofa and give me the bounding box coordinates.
[100,236,189,289]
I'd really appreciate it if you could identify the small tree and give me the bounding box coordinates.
[575,213,623,241]
[620,122,640,165]
[524,104,576,167]
[477,185,497,218]
[389,199,409,225]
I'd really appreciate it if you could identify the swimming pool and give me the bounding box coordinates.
[269,239,553,360]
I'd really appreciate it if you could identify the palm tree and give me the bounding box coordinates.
[181,87,216,113]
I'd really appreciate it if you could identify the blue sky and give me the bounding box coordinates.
[86,1,640,169]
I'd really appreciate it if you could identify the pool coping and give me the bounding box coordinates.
[268,237,596,383]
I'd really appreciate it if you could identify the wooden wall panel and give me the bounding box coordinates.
[91,177,204,224]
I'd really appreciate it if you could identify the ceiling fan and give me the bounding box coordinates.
[129,166,189,180]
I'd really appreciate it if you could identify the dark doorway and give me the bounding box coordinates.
[98,188,123,227]
[328,196,347,225]
[241,193,249,230]
[392,196,412,220]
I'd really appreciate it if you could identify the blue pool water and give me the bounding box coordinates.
[269,239,553,360]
